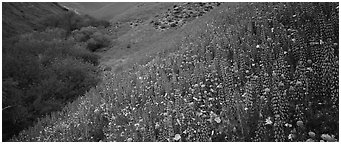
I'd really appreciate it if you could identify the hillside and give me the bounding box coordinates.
[2,2,68,38]
[2,2,113,141]
[59,2,140,21]
[7,2,340,142]
[94,2,222,72]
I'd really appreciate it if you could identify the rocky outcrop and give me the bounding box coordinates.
[151,2,221,31]
[129,19,144,28]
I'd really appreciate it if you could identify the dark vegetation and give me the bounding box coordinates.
[71,27,111,52]
[2,7,111,141]
[38,11,110,36]
[7,2,339,142]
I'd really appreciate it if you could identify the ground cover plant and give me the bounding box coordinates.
[9,2,338,142]
[2,10,111,141]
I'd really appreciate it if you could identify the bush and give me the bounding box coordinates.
[48,57,100,101]
[86,31,111,52]
[71,26,111,52]
[72,26,97,42]
[38,11,111,35]
[70,47,101,65]
[2,28,101,141]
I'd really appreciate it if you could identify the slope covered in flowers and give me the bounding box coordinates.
[11,2,338,142]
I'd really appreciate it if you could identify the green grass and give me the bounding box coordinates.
[10,2,339,142]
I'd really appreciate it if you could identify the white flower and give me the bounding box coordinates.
[155,122,160,129]
[264,88,270,93]
[183,130,187,134]
[288,134,294,140]
[94,108,99,114]
[176,119,181,125]
[174,134,181,140]
[265,117,273,125]
[296,81,302,86]
[217,84,223,88]
[127,138,133,142]
[214,117,221,123]
[285,123,292,127]
[196,111,203,116]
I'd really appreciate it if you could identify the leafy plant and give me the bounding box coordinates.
[2,27,101,141]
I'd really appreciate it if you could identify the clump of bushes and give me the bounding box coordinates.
[86,32,111,52]
[37,11,110,36]
[2,28,101,141]
[72,26,111,52]
[3,7,112,141]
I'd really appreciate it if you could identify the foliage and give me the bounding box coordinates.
[2,28,101,141]
[10,2,339,142]
[86,31,111,52]
[72,27,111,52]
[37,11,110,36]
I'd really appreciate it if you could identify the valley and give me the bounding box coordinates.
[2,2,339,142]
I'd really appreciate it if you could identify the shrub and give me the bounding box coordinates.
[72,26,98,42]
[2,28,101,141]
[70,47,101,65]
[38,11,111,35]
[48,57,100,101]
[86,31,111,52]
[71,26,111,52]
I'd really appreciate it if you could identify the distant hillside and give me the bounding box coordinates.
[2,2,68,38]
[59,2,139,20]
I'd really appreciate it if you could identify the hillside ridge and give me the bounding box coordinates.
[2,2,68,38]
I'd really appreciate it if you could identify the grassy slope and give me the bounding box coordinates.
[11,2,339,142]
[96,2,179,71]
[59,2,140,20]
[59,2,180,72]
[2,2,67,38]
